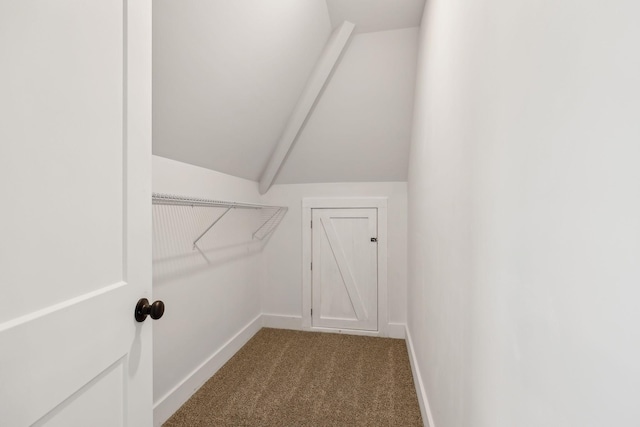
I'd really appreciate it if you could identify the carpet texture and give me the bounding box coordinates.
[163,328,423,427]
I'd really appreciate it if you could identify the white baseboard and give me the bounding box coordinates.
[261,313,303,330]
[153,314,263,426]
[304,326,383,337]
[263,314,406,339]
[405,326,436,427]
[387,322,406,339]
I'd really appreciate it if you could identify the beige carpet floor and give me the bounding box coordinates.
[163,328,423,427]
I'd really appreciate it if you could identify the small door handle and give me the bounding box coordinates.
[135,298,165,322]
[371,237,378,242]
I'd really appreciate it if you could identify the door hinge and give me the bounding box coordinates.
[311,220,313,228]
[311,308,313,316]
[310,262,313,270]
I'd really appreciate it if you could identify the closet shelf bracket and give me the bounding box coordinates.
[193,206,232,249]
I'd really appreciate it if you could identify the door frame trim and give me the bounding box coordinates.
[302,198,388,337]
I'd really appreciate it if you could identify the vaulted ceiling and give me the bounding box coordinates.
[153,0,425,184]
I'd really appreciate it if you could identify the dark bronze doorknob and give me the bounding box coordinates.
[135,298,165,322]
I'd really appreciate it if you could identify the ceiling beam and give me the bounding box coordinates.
[258,21,355,195]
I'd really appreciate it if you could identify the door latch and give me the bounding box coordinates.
[370,237,378,242]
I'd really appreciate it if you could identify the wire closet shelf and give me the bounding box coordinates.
[152,192,288,244]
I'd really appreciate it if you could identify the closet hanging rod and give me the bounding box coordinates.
[152,193,284,210]
[152,193,288,251]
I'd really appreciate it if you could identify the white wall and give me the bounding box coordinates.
[407,0,640,426]
[262,182,408,328]
[153,0,331,180]
[151,156,264,423]
[275,27,419,184]
[326,0,425,34]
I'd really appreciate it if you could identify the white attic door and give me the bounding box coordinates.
[0,0,153,426]
[311,209,378,331]
[302,198,389,336]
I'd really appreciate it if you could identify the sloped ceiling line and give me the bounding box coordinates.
[258,21,355,195]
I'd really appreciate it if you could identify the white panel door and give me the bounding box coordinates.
[311,209,378,331]
[0,0,152,426]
